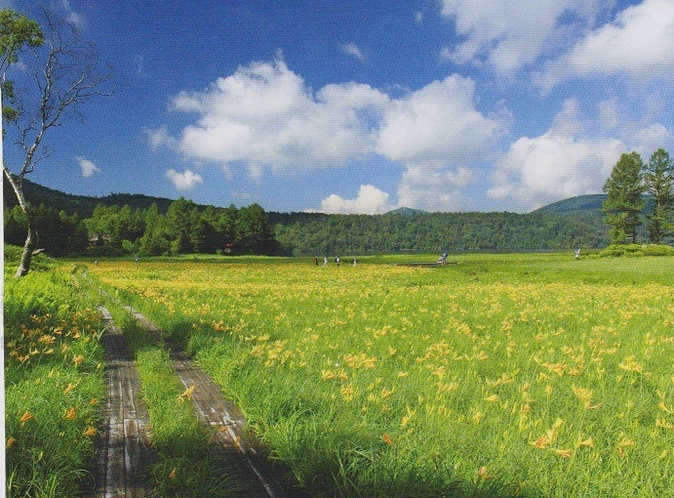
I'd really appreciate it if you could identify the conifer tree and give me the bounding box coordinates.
[602,151,646,244]
[643,148,674,244]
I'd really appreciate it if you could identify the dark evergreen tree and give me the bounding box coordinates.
[643,148,674,244]
[602,151,646,244]
[166,197,197,254]
[236,203,276,254]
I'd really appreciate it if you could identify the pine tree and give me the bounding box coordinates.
[602,151,646,244]
[643,148,674,244]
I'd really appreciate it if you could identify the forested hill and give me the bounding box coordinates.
[271,195,609,254]
[530,194,606,215]
[4,177,610,256]
[3,177,174,217]
[271,209,608,255]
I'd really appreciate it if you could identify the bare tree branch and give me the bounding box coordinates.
[3,6,115,276]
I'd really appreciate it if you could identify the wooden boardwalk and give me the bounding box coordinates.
[93,306,152,498]
[92,304,301,497]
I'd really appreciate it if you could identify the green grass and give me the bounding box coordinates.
[33,252,674,497]
[4,252,105,497]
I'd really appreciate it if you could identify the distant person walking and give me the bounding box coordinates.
[313,255,318,266]
[574,248,581,259]
[352,256,357,267]
[335,256,340,266]
[324,256,328,266]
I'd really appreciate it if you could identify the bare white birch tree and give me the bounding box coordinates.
[2,7,114,276]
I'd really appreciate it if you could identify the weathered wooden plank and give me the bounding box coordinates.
[92,307,152,498]
[127,309,304,498]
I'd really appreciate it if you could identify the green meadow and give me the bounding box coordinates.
[5,250,674,496]
[4,249,105,497]
[89,253,674,497]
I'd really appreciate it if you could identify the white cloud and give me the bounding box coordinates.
[221,164,234,181]
[489,135,624,211]
[155,60,509,212]
[232,191,252,201]
[76,156,101,178]
[169,59,389,170]
[536,0,674,90]
[62,0,85,28]
[397,166,475,212]
[488,100,626,212]
[247,163,264,181]
[160,60,503,179]
[632,123,674,157]
[340,42,366,61]
[376,74,503,168]
[320,185,394,214]
[597,98,620,132]
[165,169,203,190]
[145,126,179,150]
[549,98,586,138]
[440,0,606,74]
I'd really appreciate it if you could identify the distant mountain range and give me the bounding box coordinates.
[4,177,606,218]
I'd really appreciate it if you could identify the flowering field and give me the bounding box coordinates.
[91,254,674,497]
[4,255,105,497]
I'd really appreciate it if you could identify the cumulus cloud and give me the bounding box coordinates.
[167,59,389,172]
[375,74,503,211]
[165,169,203,190]
[397,166,475,212]
[377,75,503,167]
[340,42,366,61]
[152,60,507,212]
[440,0,605,74]
[77,156,101,178]
[320,184,394,214]
[536,0,674,91]
[632,123,674,157]
[488,100,626,212]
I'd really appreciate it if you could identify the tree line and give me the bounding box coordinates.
[5,192,611,257]
[271,210,608,256]
[5,197,278,256]
[603,148,674,245]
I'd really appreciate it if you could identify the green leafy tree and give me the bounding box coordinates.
[602,151,646,244]
[643,148,674,244]
[139,203,171,256]
[192,206,219,253]
[236,203,276,254]
[85,204,145,252]
[1,7,113,276]
[166,197,198,254]
[3,204,27,245]
[217,204,239,250]
[0,9,43,122]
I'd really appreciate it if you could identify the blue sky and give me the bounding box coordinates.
[4,0,674,213]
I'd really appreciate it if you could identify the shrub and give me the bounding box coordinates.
[598,243,674,257]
